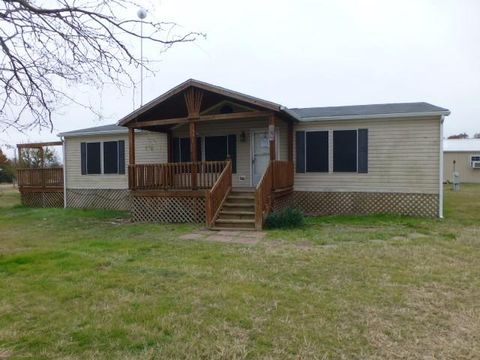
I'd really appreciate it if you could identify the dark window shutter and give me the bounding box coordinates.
[228,134,237,173]
[81,142,87,175]
[295,131,305,173]
[118,140,125,174]
[358,129,368,173]
[86,142,101,174]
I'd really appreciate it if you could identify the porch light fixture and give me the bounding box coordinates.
[240,131,246,142]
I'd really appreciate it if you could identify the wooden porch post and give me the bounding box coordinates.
[128,127,135,189]
[17,146,22,167]
[287,120,293,162]
[184,87,203,190]
[167,131,173,163]
[39,147,45,168]
[269,114,276,161]
[189,120,198,189]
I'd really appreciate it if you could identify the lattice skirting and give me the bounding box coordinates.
[272,192,294,213]
[272,191,439,218]
[132,194,206,223]
[21,191,64,208]
[66,189,130,211]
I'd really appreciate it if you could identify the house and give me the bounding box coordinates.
[18,79,450,229]
[444,139,480,183]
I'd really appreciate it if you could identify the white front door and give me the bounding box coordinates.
[252,130,270,186]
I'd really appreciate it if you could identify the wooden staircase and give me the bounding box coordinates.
[211,190,256,230]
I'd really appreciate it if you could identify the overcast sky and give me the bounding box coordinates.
[2,0,479,158]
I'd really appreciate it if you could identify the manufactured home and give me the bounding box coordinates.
[17,79,450,229]
[444,139,480,183]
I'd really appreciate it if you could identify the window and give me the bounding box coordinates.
[333,130,357,172]
[306,131,329,172]
[173,135,237,172]
[81,141,125,175]
[172,137,201,162]
[296,129,368,174]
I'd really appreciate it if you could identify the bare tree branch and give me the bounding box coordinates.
[0,0,203,132]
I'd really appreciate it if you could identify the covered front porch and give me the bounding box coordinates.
[123,80,295,229]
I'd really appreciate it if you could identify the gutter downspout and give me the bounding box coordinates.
[62,137,67,209]
[439,116,445,218]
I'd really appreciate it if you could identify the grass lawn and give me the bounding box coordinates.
[0,184,479,359]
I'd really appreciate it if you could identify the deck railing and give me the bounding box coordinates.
[17,167,64,189]
[128,161,228,191]
[206,160,232,227]
[255,162,273,230]
[254,160,294,229]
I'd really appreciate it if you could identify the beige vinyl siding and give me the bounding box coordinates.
[294,117,441,194]
[172,118,288,187]
[65,131,167,189]
[444,152,480,183]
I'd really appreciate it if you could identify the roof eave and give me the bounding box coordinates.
[297,110,451,122]
[58,129,129,138]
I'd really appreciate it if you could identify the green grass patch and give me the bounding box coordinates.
[0,185,479,358]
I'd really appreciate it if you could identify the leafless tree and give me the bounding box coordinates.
[0,0,202,132]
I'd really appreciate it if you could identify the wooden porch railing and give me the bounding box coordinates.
[272,160,294,190]
[17,167,64,189]
[255,160,294,230]
[128,161,228,190]
[205,160,232,227]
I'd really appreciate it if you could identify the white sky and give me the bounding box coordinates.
[2,0,480,158]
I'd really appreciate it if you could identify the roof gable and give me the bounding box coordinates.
[118,79,282,126]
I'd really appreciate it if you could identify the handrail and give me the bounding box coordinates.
[206,160,232,227]
[254,161,273,230]
[17,167,64,188]
[271,160,294,190]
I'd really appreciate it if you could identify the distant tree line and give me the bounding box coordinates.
[447,133,480,139]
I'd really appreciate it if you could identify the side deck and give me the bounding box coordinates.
[17,167,64,207]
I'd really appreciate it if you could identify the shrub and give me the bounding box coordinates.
[265,208,305,229]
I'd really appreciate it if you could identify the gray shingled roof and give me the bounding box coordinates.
[59,124,126,137]
[287,102,450,121]
[58,102,450,137]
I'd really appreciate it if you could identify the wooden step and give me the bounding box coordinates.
[214,219,255,229]
[220,210,255,216]
[228,194,255,200]
[223,203,255,211]
[210,226,256,231]
[218,211,255,220]
[225,199,255,206]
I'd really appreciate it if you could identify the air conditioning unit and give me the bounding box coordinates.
[471,161,480,169]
